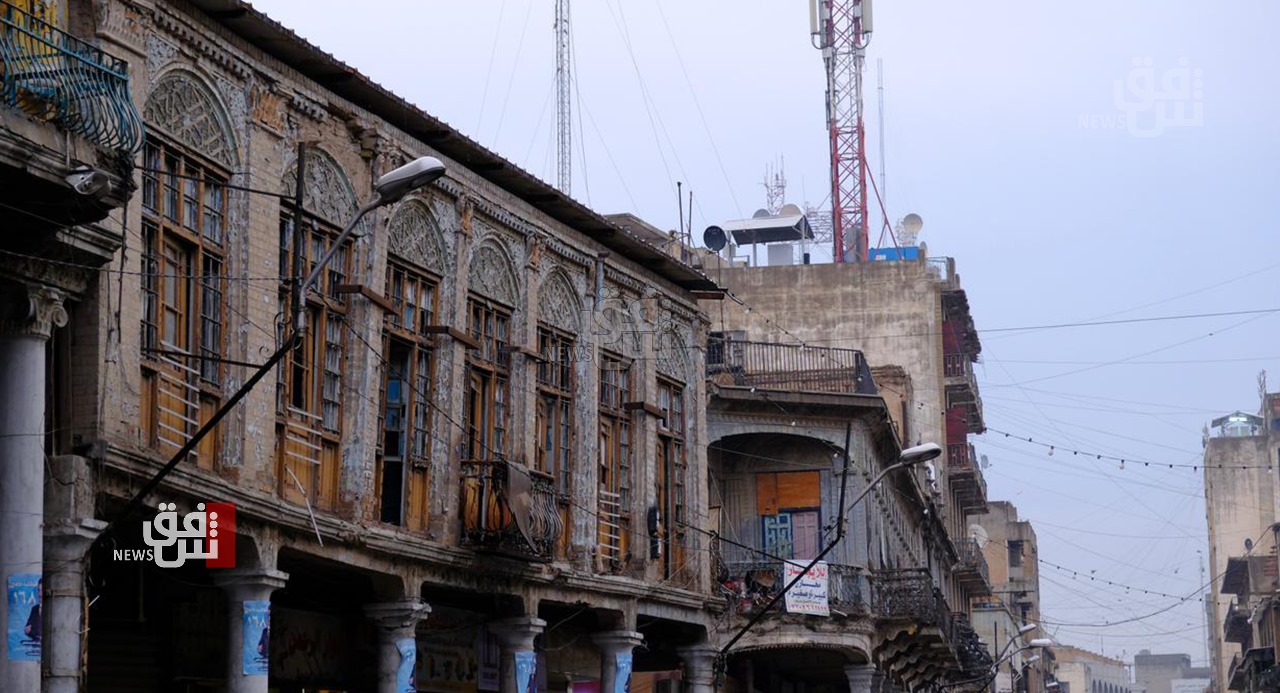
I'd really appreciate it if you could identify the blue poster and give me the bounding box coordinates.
[6,573,41,661]
[242,600,271,676]
[396,637,417,692]
[614,651,633,693]
[515,650,537,693]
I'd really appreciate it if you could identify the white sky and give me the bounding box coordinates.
[245,0,1280,664]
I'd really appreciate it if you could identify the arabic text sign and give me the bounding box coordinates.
[783,560,829,616]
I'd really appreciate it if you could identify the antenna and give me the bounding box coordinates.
[554,0,572,194]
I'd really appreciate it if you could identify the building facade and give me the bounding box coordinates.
[696,248,996,691]
[1204,391,1280,693]
[6,0,737,690]
[1055,647,1133,693]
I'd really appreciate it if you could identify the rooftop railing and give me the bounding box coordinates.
[707,335,877,395]
[0,2,143,153]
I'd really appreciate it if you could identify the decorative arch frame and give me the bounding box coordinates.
[280,147,360,228]
[537,268,583,333]
[655,324,691,381]
[387,199,449,276]
[143,68,239,169]
[468,236,521,307]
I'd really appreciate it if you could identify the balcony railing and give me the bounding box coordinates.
[1225,599,1251,644]
[873,568,954,638]
[707,335,876,395]
[0,2,143,153]
[954,538,991,590]
[948,443,989,513]
[952,612,994,677]
[460,460,562,561]
[944,353,971,379]
[717,558,870,616]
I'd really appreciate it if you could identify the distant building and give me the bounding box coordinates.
[1203,389,1280,693]
[1056,646,1134,693]
[1133,650,1210,693]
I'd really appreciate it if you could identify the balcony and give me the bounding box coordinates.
[707,335,876,395]
[948,443,989,515]
[460,459,562,562]
[873,568,966,688]
[952,612,993,678]
[873,568,953,633]
[954,538,992,595]
[1225,599,1251,644]
[0,2,143,154]
[717,558,870,616]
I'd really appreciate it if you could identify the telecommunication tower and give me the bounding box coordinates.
[555,0,572,194]
[811,0,872,262]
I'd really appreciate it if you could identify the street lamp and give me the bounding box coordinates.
[95,156,446,546]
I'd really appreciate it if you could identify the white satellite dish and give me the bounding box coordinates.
[970,523,990,549]
[779,203,803,217]
[752,208,772,219]
[902,213,924,234]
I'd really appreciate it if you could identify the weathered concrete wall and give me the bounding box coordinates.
[1203,434,1275,693]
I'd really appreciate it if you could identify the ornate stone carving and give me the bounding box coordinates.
[144,33,180,81]
[387,201,447,274]
[538,270,582,332]
[0,284,67,339]
[94,1,146,53]
[655,325,690,381]
[468,240,519,307]
[215,75,248,137]
[144,71,238,169]
[249,82,287,133]
[281,148,359,228]
[457,196,474,237]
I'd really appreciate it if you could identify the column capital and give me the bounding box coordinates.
[213,568,289,602]
[846,663,877,692]
[490,616,546,651]
[44,519,106,560]
[365,600,430,640]
[593,630,644,656]
[678,643,720,688]
[0,284,67,339]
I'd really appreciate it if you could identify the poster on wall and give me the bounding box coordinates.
[614,652,634,693]
[242,600,271,676]
[515,651,537,693]
[397,637,417,693]
[6,574,41,661]
[782,560,829,616]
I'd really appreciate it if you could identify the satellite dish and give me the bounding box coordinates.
[1246,537,1254,552]
[980,454,991,469]
[507,462,536,547]
[752,208,772,219]
[703,225,727,252]
[970,524,990,549]
[779,203,802,217]
[902,213,924,234]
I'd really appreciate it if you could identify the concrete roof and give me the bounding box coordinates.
[183,0,720,294]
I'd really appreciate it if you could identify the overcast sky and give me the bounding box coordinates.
[246,0,1280,663]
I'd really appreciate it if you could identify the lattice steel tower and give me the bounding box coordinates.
[812,0,872,262]
[555,0,572,194]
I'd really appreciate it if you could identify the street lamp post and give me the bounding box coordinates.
[92,156,447,549]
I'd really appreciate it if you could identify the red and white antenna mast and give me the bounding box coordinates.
[812,0,872,263]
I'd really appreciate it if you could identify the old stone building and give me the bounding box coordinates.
[3,0,733,691]
[695,247,996,691]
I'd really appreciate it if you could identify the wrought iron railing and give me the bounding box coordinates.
[873,568,954,638]
[952,612,993,677]
[707,335,876,395]
[716,558,869,615]
[460,459,562,561]
[926,256,956,284]
[955,538,991,586]
[0,2,143,153]
[944,353,971,379]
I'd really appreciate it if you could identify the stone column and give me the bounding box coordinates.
[214,569,288,693]
[846,664,876,693]
[491,616,545,693]
[365,600,430,693]
[42,519,104,693]
[593,631,643,693]
[677,644,719,693]
[0,285,66,693]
